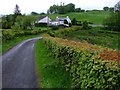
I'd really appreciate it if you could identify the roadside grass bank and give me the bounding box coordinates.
[35,40,72,88]
[2,34,42,54]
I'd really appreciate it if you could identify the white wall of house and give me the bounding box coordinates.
[59,21,64,25]
[50,21,59,26]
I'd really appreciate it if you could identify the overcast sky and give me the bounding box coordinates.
[0,0,119,15]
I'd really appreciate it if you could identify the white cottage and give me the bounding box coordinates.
[36,16,71,27]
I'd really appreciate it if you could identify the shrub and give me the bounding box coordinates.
[31,30,39,34]
[2,30,15,41]
[47,31,55,37]
[2,29,47,42]
[14,30,24,37]
[35,23,47,27]
[48,26,82,37]
[68,23,72,27]
[42,35,120,89]
[72,18,77,25]
[51,26,59,30]
[82,21,89,29]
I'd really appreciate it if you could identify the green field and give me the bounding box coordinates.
[49,11,110,24]
[51,27,120,50]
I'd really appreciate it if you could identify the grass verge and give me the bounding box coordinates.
[35,39,72,88]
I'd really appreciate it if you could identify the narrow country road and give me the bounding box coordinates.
[1,37,42,88]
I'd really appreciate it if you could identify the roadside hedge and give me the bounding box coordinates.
[43,35,120,89]
[2,29,47,42]
[48,26,82,38]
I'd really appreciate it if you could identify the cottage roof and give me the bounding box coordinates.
[38,16,51,23]
[37,16,46,20]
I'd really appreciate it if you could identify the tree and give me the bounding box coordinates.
[48,3,75,14]
[14,4,21,15]
[49,5,59,14]
[13,16,36,30]
[75,8,81,12]
[40,12,45,15]
[66,3,75,12]
[2,15,15,29]
[31,12,39,15]
[103,6,109,11]
[81,9,85,12]
[109,7,114,12]
[58,5,66,14]
[2,4,22,29]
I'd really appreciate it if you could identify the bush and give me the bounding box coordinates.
[43,36,120,89]
[35,23,47,27]
[2,29,47,42]
[31,30,42,35]
[11,24,21,31]
[14,30,24,37]
[2,30,15,41]
[82,21,89,29]
[68,23,72,27]
[51,26,59,30]
[72,18,77,25]
[48,26,82,37]
[47,31,55,37]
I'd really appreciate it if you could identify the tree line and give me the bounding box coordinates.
[103,7,114,12]
[2,4,37,30]
[48,3,85,14]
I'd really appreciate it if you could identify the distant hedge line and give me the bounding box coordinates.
[43,35,120,89]
[2,30,47,42]
[48,26,82,37]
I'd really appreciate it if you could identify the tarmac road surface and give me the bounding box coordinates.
[1,37,42,88]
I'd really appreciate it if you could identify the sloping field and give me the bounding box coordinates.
[49,11,110,24]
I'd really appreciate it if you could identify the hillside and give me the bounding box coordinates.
[48,11,110,24]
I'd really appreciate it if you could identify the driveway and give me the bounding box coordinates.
[1,37,42,88]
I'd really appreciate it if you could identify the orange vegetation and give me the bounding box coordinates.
[43,34,120,61]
